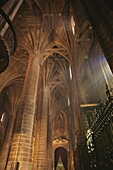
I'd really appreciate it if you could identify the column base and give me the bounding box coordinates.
[6,133,35,170]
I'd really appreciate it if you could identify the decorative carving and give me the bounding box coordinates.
[54,113,65,139]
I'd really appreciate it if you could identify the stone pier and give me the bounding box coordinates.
[6,54,40,170]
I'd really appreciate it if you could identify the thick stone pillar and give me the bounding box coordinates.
[32,116,39,170]
[37,88,48,170]
[32,86,43,170]
[6,54,40,170]
[47,111,52,170]
[0,113,15,170]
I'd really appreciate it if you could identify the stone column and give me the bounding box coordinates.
[32,116,39,170]
[37,88,49,170]
[0,113,15,170]
[47,110,52,170]
[6,54,40,170]
[32,86,43,170]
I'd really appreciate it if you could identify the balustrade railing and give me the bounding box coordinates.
[89,84,113,138]
[74,83,113,169]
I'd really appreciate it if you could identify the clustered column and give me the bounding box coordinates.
[47,110,52,170]
[37,88,49,170]
[6,54,40,170]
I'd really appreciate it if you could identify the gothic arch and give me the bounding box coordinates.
[54,147,68,170]
[41,41,71,65]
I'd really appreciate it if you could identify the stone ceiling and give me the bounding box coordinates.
[0,0,76,140]
[0,0,107,136]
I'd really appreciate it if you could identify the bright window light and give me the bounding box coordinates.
[69,65,72,80]
[68,97,70,106]
[1,113,5,122]
[71,15,75,35]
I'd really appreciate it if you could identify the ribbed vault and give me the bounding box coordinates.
[41,51,70,140]
[0,1,113,170]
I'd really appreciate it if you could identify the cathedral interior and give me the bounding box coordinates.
[0,0,113,170]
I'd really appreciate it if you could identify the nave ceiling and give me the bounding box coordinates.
[0,0,77,141]
[0,0,110,139]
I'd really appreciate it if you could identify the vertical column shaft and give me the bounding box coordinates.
[32,86,43,170]
[32,117,39,170]
[6,55,40,170]
[37,89,48,170]
[0,114,15,170]
[47,113,52,170]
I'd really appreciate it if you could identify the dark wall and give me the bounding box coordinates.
[0,0,9,7]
